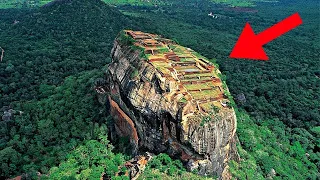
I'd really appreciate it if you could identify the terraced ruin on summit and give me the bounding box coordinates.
[125,30,230,119]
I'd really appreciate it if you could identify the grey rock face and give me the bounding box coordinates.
[100,32,239,179]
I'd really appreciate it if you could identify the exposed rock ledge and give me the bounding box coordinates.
[96,30,239,179]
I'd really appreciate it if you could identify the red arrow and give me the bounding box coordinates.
[229,12,303,60]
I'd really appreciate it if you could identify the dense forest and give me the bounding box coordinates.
[0,0,319,179]
[0,0,135,178]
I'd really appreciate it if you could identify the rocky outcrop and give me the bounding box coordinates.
[1,106,23,121]
[97,30,239,179]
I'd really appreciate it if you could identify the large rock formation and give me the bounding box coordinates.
[96,30,239,179]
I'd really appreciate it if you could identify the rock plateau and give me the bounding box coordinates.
[96,30,239,179]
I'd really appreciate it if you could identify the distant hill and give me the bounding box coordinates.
[0,0,141,106]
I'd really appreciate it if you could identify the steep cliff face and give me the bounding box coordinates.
[97,30,239,178]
